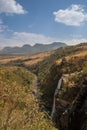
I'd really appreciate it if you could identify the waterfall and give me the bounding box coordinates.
[51,77,63,120]
[33,76,38,97]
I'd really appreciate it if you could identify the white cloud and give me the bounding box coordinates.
[0,31,87,48]
[53,4,87,26]
[0,35,20,47]
[14,32,87,46]
[0,0,27,14]
[0,19,7,32]
[64,38,87,45]
[13,32,58,45]
[0,32,59,47]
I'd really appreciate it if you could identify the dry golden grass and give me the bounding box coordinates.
[77,45,87,50]
[56,50,87,65]
[0,55,27,64]
[0,66,57,130]
[24,51,52,66]
[0,51,53,65]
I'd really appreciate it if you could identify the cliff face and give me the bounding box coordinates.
[53,75,87,130]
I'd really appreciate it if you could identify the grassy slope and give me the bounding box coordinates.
[0,66,57,130]
[28,44,87,112]
[0,43,87,129]
[0,51,52,65]
[1,44,87,111]
[27,43,87,129]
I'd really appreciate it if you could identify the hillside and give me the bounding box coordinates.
[0,42,66,55]
[0,43,87,130]
[0,66,57,130]
[0,51,53,65]
[27,43,87,130]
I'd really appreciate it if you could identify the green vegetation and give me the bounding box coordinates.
[28,44,87,111]
[0,66,57,130]
[0,43,87,130]
[28,44,87,130]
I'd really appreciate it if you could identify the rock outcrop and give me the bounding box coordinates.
[52,76,87,130]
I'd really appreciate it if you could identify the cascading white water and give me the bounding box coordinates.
[51,77,63,119]
[33,76,38,97]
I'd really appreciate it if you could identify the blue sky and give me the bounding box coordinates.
[0,0,87,47]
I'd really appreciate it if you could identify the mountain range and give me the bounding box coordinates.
[0,42,66,55]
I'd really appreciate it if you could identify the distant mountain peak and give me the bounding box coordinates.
[0,42,67,55]
[33,43,44,47]
[22,44,31,47]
